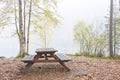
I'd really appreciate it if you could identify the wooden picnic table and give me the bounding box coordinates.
[35,48,58,60]
[22,48,71,71]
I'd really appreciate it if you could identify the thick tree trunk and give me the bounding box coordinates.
[14,0,21,57]
[18,0,26,57]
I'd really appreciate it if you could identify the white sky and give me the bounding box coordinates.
[0,0,110,57]
[58,0,109,24]
[50,0,109,52]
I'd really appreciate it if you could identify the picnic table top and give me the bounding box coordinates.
[35,48,58,53]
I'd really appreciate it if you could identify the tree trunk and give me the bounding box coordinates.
[79,40,80,54]
[109,0,114,57]
[43,21,47,48]
[18,0,26,57]
[27,0,32,53]
[119,0,120,11]
[113,19,116,55]
[23,0,26,53]
[14,0,21,57]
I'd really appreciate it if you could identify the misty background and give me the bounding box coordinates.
[0,0,109,57]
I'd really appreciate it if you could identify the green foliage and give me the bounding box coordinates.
[74,52,105,58]
[109,54,120,59]
[96,52,105,57]
[104,2,120,57]
[75,52,82,56]
[32,1,60,48]
[73,20,106,57]
[0,0,60,57]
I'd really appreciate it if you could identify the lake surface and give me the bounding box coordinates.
[0,36,79,58]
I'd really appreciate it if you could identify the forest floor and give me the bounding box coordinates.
[0,56,120,80]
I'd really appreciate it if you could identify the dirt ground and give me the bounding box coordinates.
[0,56,120,80]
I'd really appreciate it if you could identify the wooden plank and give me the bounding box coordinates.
[36,48,58,53]
[34,60,58,63]
[29,55,35,61]
[59,54,68,61]
[21,55,35,62]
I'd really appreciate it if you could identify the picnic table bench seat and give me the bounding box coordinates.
[21,55,35,63]
[54,53,71,71]
[54,53,71,62]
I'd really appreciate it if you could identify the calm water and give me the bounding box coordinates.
[0,37,79,58]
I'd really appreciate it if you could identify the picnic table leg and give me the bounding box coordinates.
[44,54,48,60]
[24,63,34,71]
[59,62,70,71]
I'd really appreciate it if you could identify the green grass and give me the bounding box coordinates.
[73,52,105,58]
[67,52,120,60]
